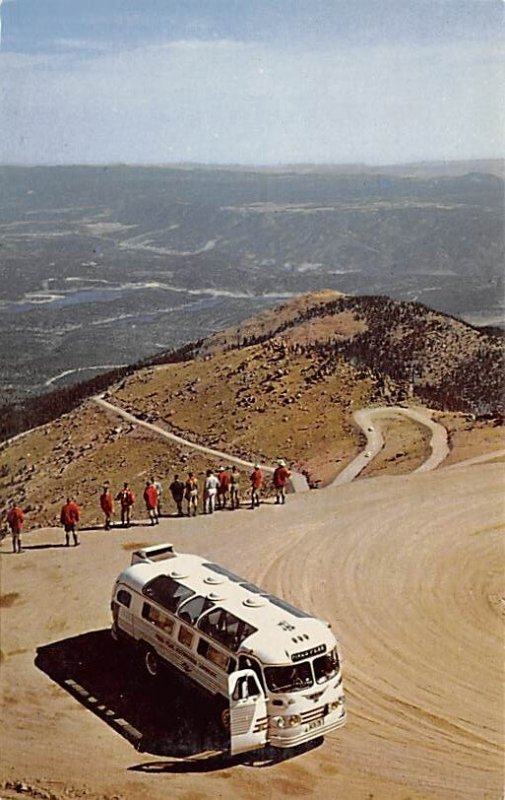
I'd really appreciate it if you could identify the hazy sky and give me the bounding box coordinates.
[0,0,503,165]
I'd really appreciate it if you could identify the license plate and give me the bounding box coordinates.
[305,718,324,732]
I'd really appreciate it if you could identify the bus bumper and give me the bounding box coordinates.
[268,707,347,749]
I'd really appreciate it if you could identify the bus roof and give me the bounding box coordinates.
[117,546,336,664]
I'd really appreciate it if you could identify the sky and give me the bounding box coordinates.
[0,0,503,166]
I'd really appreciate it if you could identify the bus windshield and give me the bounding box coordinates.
[264,662,313,693]
[313,648,340,684]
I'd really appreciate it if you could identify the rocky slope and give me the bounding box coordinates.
[1,291,503,529]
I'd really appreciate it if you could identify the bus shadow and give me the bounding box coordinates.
[35,629,228,759]
[129,738,323,773]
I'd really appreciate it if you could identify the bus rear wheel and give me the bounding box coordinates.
[143,647,159,678]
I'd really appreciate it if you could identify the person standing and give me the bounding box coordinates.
[143,480,159,526]
[203,469,219,515]
[273,459,291,505]
[100,485,114,530]
[152,477,163,517]
[229,465,241,509]
[60,497,80,546]
[169,474,185,517]
[217,466,231,509]
[249,464,263,509]
[116,482,135,527]
[7,500,25,554]
[185,472,198,517]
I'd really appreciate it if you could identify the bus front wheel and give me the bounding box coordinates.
[144,647,159,678]
[220,707,230,732]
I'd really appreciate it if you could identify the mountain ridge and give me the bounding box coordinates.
[1,291,503,529]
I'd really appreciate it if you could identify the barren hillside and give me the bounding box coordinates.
[1,292,503,530]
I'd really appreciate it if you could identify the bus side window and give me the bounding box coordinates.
[117,589,132,608]
[141,602,174,634]
[198,607,256,652]
[178,626,194,648]
[197,638,236,673]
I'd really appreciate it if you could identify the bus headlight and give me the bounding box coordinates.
[328,698,345,712]
[272,715,301,729]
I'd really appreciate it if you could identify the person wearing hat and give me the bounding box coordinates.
[273,459,291,505]
[249,464,263,509]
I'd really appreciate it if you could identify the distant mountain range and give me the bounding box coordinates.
[0,163,503,399]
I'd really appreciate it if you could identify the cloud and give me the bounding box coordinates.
[1,36,503,165]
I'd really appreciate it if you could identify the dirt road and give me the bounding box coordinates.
[93,395,310,491]
[1,460,503,800]
[332,406,450,485]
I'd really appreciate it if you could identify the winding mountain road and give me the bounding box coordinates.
[93,395,310,491]
[94,396,454,492]
[332,406,450,486]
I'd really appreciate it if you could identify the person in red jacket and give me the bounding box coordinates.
[100,485,114,530]
[143,480,159,526]
[60,497,80,546]
[250,464,263,509]
[116,482,135,527]
[273,459,291,505]
[7,500,25,553]
[216,466,231,510]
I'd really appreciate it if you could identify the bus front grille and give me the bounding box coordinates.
[300,706,325,724]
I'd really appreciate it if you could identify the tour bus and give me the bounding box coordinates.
[111,543,346,755]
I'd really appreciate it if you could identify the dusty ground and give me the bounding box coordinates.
[1,456,503,800]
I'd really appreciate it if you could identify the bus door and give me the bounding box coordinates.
[228,669,268,755]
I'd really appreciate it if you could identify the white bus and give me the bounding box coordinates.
[111,543,346,755]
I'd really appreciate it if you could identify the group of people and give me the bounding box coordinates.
[99,478,161,529]
[98,461,291,526]
[5,496,81,553]
[3,460,292,551]
[178,460,291,517]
